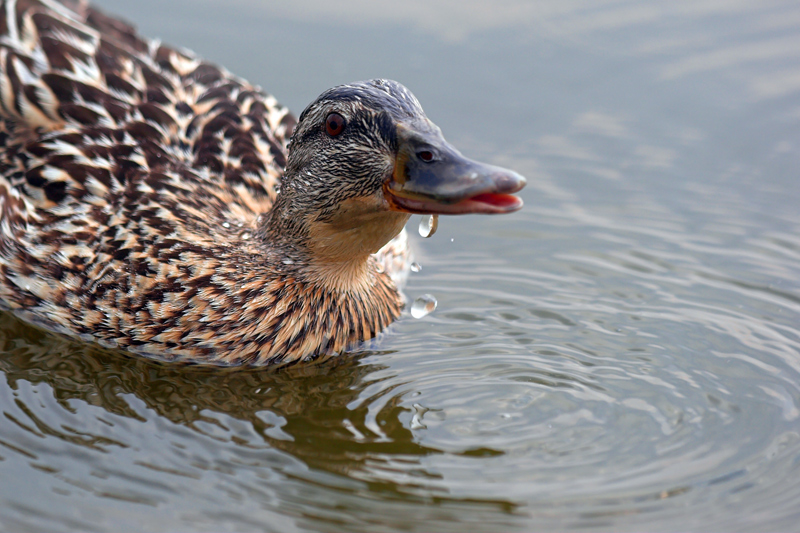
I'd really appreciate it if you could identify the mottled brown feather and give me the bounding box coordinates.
[0,0,408,365]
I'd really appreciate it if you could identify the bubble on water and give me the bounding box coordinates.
[410,262,421,272]
[419,214,438,238]
[411,294,437,318]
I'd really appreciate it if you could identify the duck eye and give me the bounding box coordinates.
[325,113,346,137]
[418,150,434,162]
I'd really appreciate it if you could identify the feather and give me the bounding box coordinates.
[0,0,407,365]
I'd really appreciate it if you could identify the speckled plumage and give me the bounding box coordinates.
[0,0,526,366]
[0,0,411,365]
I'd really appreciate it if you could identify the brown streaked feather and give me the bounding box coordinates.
[0,0,406,365]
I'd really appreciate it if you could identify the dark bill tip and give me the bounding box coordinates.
[385,121,526,215]
[385,152,526,215]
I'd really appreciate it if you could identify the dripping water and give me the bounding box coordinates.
[419,215,438,238]
[410,294,437,318]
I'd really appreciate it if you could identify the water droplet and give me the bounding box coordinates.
[282,258,294,265]
[240,232,251,240]
[418,214,438,238]
[411,294,437,318]
[222,222,231,229]
[450,238,454,242]
[375,262,385,274]
[237,222,244,228]
[410,262,421,272]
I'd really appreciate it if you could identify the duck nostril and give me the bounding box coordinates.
[418,150,434,162]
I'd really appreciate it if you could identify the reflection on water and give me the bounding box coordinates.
[0,314,521,531]
[1,0,800,531]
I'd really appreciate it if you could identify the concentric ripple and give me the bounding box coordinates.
[1,0,800,531]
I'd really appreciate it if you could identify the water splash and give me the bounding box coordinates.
[411,294,437,318]
[410,262,421,272]
[419,215,439,238]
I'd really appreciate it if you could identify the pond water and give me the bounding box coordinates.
[2,0,800,531]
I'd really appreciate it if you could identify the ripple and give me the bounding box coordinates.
[2,0,800,530]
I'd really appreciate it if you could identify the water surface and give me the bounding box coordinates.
[1,0,799,531]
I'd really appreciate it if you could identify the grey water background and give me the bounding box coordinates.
[1,0,800,531]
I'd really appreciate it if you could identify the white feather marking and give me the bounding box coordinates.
[45,139,88,160]
[10,273,49,297]
[67,57,101,84]
[36,0,93,24]
[31,82,59,119]
[0,50,12,114]
[169,52,201,77]
[18,90,53,129]
[4,0,19,44]
[10,55,37,84]
[128,149,149,169]
[41,166,71,181]
[48,27,98,56]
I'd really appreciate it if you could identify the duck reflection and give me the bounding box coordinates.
[0,311,523,524]
[0,312,438,474]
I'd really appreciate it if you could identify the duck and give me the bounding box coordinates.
[0,0,525,365]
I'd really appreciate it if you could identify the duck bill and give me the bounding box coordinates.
[384,123,526,215]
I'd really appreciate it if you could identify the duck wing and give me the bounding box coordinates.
[0,0,301,357]
[0,0,295,227]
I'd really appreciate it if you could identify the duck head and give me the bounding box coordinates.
[265,79,525,267]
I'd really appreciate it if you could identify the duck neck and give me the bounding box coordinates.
[260,194,410,294]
